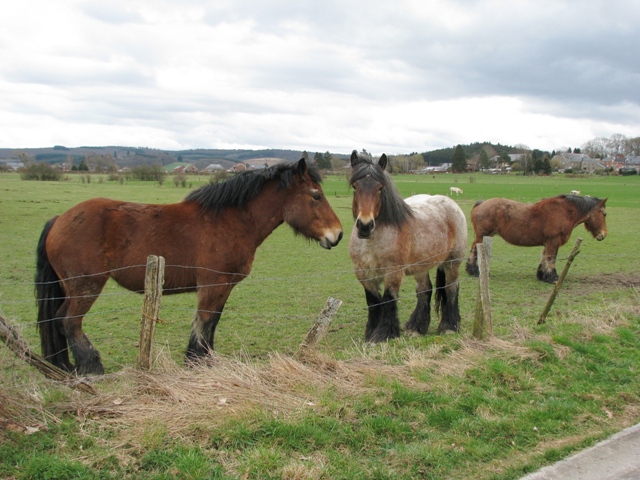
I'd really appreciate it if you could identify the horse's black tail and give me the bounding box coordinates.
[35,217,72,371]
[472,199,484,209]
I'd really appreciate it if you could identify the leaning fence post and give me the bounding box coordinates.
[295,296,342,359]
[473,237,493,339]
[0,313,96,395]
[137,255,165,370]
[538,237,582,324]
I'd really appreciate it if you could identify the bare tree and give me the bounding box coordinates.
[607,134,628,156]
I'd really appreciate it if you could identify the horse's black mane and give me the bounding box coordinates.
[561,194,603,217]
[349,155,414,227]
[184,161,321,214]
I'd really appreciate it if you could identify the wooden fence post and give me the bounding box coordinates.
[473,237,493,339]
[295,297,342,359]
[137,255,165,370]
[538,237,582,324]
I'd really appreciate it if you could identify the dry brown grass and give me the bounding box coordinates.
[50,333,557,454]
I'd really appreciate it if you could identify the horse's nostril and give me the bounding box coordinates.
[337,231,344,243]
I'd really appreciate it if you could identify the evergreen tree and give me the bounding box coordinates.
[451,145,467,173]
[318,151,332,170]
[478,150,490,170]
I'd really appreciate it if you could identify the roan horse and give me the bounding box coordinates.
[35,159,343,375]
[348,151,468,342]
[465,194,607,283]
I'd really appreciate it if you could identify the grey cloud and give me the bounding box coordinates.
[80,2,145,24]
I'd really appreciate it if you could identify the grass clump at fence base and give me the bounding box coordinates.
[2,300,639,480]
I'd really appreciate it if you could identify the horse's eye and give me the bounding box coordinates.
[312,193,322,201]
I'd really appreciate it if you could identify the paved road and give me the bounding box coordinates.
[521,423,640,480]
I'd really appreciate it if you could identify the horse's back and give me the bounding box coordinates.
[471,197,549,246]
[404,194,467,260]
[45,198,202,289]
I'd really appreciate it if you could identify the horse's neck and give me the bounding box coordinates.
[242,183,288,245]
[566,202,590,226]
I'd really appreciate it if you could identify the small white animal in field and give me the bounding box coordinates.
[450,186,463,196]
[570,190,580,195]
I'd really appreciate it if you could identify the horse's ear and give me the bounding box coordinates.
[296,158,308,178]
[379,154,387,171]
[600,198,608,206]
[350,150,359,167]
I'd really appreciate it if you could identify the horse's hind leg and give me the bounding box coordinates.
[435,265,461,333]
[405,272,432,335]
[61,278,108,375]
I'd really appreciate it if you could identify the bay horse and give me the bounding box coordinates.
[348,151,468,342]
[35,159,343,375]
[465,194,607,283]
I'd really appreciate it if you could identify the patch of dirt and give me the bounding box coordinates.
[573,272,640,288]
[567,272,640,295]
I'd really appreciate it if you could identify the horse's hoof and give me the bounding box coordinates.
[465,262,480,277]
[76,363,105,376]
[367,327,400,343]
[437,323,460,334]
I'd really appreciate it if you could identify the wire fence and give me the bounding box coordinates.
[1,248,636,335]
[0,247,637,373]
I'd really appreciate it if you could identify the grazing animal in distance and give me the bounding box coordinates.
[348,150,468,342]
[35,159,343,375]
[450,186,463,196]
[465,195,607,283]
[570,190,581,195]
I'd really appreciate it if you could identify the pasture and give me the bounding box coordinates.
[1,170,639,479]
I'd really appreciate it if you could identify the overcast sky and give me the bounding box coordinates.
[1,0,638,155]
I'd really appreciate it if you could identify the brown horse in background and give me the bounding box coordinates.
[35,159,343,375]
[466,194,607,283]
[348,151,468,342]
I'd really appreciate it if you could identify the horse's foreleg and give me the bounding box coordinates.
[537,244,559,284]
[369,286,401,343]
[465,240,480,277]
[186,309,223,362]
[364,288,383,342]
[186,286,231,362]
[405,272,432,335]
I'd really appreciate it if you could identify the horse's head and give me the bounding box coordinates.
[349,150,389,239]
[284,158,343,249]
[584,198,608,241]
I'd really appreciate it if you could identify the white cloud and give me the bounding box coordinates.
[0,0,638,154]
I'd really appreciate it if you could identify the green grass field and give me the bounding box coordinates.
[1,171,639,479]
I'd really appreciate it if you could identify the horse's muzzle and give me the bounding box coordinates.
[596,232,606,241]
[356,218,375,239]
[320,230,343,249]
